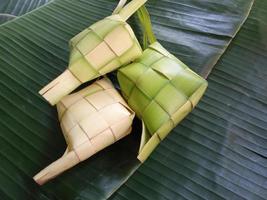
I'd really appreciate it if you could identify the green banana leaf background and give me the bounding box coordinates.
[0,0,50,24]
[0,0,266,200]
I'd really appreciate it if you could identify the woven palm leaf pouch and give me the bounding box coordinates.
[117,5,208,162]
[39,0,149,106]
[34,78,135,185]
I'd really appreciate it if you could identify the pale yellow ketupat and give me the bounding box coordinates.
[34,78,135,185]
[39,0,147,106]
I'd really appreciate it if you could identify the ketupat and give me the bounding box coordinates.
[34,78,135,185]
[35,0,208,185]
[39,0,148,106]
[118,42,208,162]
[117,5,208,162]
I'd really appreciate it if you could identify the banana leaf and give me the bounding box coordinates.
[111,0,267,199]
[0,0,258,199]
[0,0,50,24]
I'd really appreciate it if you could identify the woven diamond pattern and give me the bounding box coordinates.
[68,16,142,83]
[57,78,135,161]
[117,42,208,161]
[34,78,134,185]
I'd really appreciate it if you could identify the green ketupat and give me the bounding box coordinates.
[39,0,147,106]
[117,5,208,162]
[118,42,208,162]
